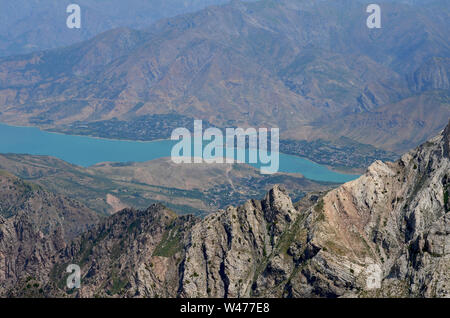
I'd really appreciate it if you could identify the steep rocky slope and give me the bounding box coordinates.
[290,119,450,297]
[0,171,99,296]
[43,204,197,298]
[408,57,450,93]
[321,90,450,153]
[36,120,449,298]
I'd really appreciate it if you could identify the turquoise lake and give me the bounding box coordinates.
[0,123,358,183]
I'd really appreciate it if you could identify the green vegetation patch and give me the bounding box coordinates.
[108,270,129,295]
[153,222,183,257]
[314,199,326,222]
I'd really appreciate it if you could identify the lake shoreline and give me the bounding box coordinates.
[0,122,359,183]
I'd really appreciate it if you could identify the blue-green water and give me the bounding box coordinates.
[0,123,358,183]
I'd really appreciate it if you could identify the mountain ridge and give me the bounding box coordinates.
[0,0,230,57]
[0,170,99,295]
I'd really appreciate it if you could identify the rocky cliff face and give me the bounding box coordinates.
[295,118,450,297]
[180,185,303,297]
[47,204,197,298]
[0,171,99,296]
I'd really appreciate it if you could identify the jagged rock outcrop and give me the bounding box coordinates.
[46,204,197,298]
[298,118,450,297]
[180,186,300,297]
[0,171,99,297]
[46,185,316,298]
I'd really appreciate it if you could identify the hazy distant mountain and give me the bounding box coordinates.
[0,0,229,57]
[0,0,448,155]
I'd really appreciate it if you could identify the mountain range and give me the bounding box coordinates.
[0,0,448,166]
[0,0,229,57]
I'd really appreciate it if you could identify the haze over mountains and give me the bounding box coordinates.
[0,0,448,163]
[0,0,229,57]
